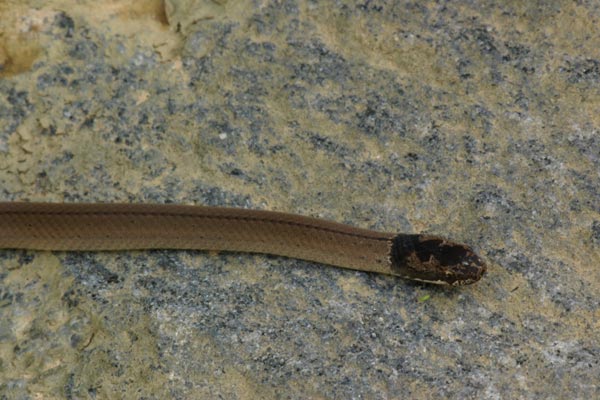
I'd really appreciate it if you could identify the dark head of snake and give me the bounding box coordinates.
[389,234,486,286]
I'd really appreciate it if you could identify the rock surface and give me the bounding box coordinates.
[0,0,598,398]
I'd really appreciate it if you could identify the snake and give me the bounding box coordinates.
[0,202,486,285]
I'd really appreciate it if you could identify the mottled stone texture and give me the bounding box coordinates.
[0,0,598,398]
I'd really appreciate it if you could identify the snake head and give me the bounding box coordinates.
[390,234,486,285]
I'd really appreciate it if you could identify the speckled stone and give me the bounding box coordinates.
[0,1,598,398]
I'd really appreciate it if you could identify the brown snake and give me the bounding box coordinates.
[0,202,486,285]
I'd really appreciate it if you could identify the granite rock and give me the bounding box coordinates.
[0,1,598,398]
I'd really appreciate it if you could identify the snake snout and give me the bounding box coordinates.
[446,246,487,286]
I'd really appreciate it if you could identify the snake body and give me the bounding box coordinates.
[0,202,486,285]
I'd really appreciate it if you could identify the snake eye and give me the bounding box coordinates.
[390,235,486,285]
